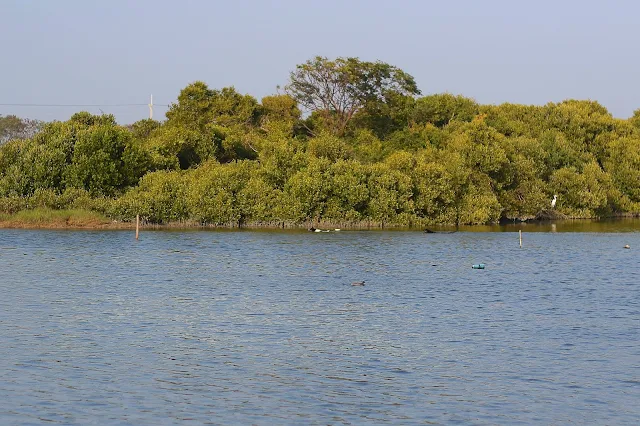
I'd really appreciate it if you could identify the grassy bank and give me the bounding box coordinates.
[2,207,637,231]
[0,208,121,229]
[0,208,430,230]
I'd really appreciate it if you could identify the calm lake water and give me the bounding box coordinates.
[1,222,639,425]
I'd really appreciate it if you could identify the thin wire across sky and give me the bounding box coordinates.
[0,103,169,107]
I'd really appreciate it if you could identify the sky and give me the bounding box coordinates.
[1,0,639,124]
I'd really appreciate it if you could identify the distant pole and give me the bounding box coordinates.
[519,230,522,247]
[148,94,153,120]
[136,215,140,240]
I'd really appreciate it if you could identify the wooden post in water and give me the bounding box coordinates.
[519,230,522,247]
[136,215,139,240]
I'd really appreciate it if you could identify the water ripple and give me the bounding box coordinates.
[1,229,639,424]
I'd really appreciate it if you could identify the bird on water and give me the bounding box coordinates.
[351,281,365,286]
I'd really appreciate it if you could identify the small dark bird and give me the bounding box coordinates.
[351,281,365,286]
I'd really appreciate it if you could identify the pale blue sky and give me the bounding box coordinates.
[1,0,638,123]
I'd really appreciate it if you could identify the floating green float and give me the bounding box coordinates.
[472,263,485,269]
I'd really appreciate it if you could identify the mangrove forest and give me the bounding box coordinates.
[2,56,640,228]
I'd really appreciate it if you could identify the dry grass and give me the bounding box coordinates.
[0,209,429,230]
[0,208,127,229]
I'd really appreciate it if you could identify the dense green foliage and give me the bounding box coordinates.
[2,57,640,227]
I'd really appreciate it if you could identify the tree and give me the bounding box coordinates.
[187,161,253,225]
[144,126,210,170]
[128,119,161,142]
[255,135,307,189]
[260,94,301,126]
[412,94,479,127]
[66,124,150,196]
[445,120,508,179]
[166,82,260,130]
[495,136,548,219]
[286,56,420,136]
[0,115,45,143]
[114,170,189,223]
[163,82,262,164]
[283,157,332,222]
[604,137,640,205]
[549,164,610,217]
[630,109,640,130]
[351,91,415,139]
[367,163,413,225]
[70,111,117,127]
[238,176,284,223]
[545,100,616,156]
[307,132,352,162]
[165,81,214,131]
[411,159,456,223]
[324,160,369,221]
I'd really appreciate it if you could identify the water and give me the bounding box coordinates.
[1,225,639,425]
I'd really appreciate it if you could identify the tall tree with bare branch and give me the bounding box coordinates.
[286,56,420,136]
[0,115,45,144]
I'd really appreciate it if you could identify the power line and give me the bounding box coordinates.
[0,103,169,107]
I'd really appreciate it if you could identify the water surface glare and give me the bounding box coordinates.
[1,229,639,424]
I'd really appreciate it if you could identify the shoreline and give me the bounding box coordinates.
[2,215,640,232]
[1,207,639,231]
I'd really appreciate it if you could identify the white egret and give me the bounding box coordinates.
[551,194,557,208]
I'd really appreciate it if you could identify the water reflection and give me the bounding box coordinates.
[427,217,640,233]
